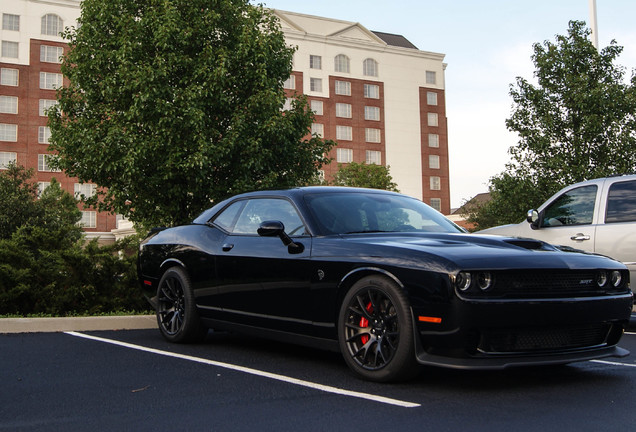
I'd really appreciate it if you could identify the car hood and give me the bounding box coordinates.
[337,232,621,272]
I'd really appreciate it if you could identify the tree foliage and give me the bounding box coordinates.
[332,162,399,192]
[0,164,146,315]
[49,0,334,229]
[467,21,636,229]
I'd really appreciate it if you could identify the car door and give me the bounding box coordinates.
[532,184,600,253]
[201,197,313,332]
[594,179,636,284]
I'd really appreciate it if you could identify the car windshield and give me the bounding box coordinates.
[304,191,464,235]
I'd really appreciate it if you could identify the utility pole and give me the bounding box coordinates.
[589,0,599,49]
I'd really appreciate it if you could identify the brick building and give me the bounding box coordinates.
[0,1,450,243]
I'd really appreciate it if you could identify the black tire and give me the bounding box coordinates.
[156,267,207,343]
[338,275,420,382]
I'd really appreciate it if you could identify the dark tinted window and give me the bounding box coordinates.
[606,180,636,223]
[541,185,597,227]
[232,198,306,236]
[305,192,463,235]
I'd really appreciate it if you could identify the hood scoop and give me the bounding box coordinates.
[503,238,552,251]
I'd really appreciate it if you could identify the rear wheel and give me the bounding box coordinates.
[156,267,206,343]
[338,275,419,382]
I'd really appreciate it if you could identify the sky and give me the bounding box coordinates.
[256,0,636,208]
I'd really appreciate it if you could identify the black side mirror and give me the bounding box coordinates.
[257,220,304,254]
[526,209,540,229]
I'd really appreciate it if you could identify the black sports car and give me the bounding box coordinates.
[138,187,633,381]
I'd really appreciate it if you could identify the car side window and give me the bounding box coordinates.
[232,198,307,236]
[606,180,636,223]
[213,200,245,232]
[541,185,597,227]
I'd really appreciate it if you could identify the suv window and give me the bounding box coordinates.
[541,185,597,227]
[606,180,636,223]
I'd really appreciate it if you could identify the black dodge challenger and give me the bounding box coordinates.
[138,187,633,382]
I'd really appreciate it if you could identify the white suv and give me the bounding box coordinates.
[479,175,636,289]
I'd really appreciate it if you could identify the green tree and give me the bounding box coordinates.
[0,163,40,239]
[0,166,146,316]
[49,0,334,229]
[468,21,636,229]
[332,162,399,191]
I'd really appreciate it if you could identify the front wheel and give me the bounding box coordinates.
[156,267,207,343]
[338,276,419,382]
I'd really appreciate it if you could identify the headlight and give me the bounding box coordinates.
[596,271,608,287]
[477,272,493,291]
[455,272,472,291]
[610,271,622,287]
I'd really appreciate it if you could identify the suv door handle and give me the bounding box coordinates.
[222,243,234,251]
[570,234,590,241]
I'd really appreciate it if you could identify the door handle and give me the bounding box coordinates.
[570,234,590,241]
[222,243,234,251]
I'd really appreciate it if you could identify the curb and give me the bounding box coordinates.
[0,315,157,334]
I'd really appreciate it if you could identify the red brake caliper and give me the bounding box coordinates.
[359,302,373,344]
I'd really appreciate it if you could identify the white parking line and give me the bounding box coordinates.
[590,359,636,368]
[65,331,420,408]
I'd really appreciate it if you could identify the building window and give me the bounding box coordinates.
[427,91,438,105]
[337,148,353,163]
[2,14,19,31]
[41,14,63,36]
[283,75,295,90]
[1,68,18,86]
[282,98,293,111]
[335,80,351,96]
[0,151,17,169]
[430,176,441,191]
[335,103,352,118]
[364,84,380,99]
[74,183,96,199]
[1,41,18,58]
[39,126,51,144]
[426,71,436,85]
[365,128,381,143]
[430,198,442,212]
[37,182,50,196]
[40,45,64,63]
[336,126,352,141]
[40,72,63,90]
[310,55,322,69]
[310,100,323,115]
[0,124,17,141]
[366,150,382,165]
[334,54,350,73]
[364,106,380,121]
[0,96,18,114]
[363,58,378,77]
[310,77,322,92]
[38,154,60,172]
[427,113,438,127]
[79,211,97,228]
[429,155,440,169]
[428,133,439,148]
[39,99,58,116]
[311,123,324,138]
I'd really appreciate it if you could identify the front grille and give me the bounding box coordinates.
[478,323,612,354]
[460,270,628,299]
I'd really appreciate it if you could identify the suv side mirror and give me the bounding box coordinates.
[526,209,540,228]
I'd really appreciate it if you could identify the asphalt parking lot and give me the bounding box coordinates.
[2,315,636,431]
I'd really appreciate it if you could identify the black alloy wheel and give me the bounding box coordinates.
[156,267,206,343]
[339,275,419,382]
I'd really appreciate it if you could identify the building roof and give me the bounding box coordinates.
[371,31,419,50]
[451,192,492,215]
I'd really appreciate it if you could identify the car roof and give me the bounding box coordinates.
[191,186,403,225]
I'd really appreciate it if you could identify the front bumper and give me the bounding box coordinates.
[411,293,633,369]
